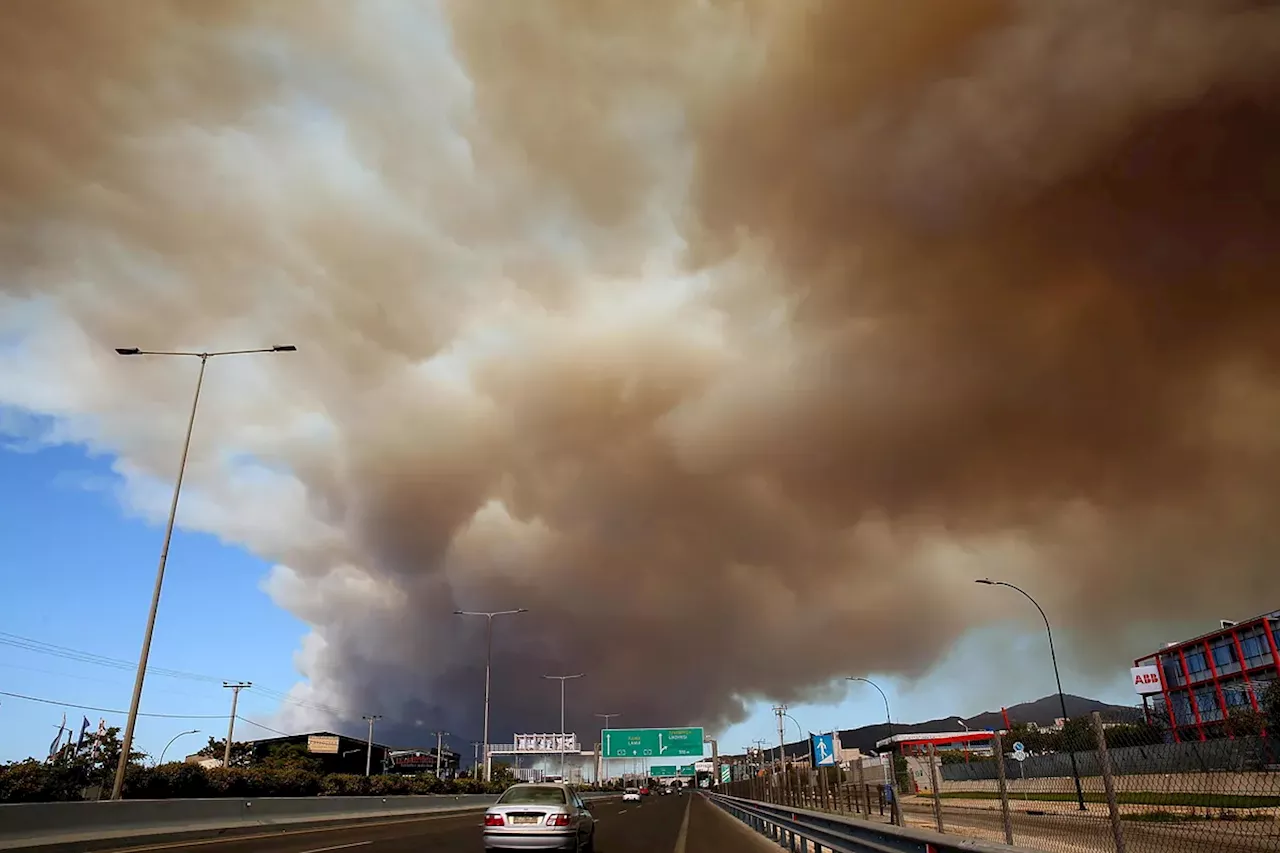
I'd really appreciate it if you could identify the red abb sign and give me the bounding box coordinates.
[1130,665,1163,695]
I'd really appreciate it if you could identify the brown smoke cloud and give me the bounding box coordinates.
[3,0,1280,742]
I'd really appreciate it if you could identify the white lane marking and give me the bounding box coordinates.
[672,794,692,853]
[298,843,373,853]
[96,810,483,853]
[617,809,628,814]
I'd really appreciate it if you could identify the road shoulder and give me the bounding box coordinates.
[685,796,778,852]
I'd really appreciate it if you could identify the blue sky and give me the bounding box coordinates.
[0,437,310,763]
[1,436,1137,767]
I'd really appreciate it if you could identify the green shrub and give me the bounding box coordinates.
[0,758,614,803]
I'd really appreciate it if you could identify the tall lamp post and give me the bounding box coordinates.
[847,676,901,826]
[110,344,296,800]
[544,674,584,783]
[455,609,527,781]
[157,729,200,766]
[596,713,621,784]
[975,578,1087,811]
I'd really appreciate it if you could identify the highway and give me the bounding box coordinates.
[70,794,770,853]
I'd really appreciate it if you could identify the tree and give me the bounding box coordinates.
[262,743,323,772]
[1005,723,1060,754]
[1222,707,1266,738]
[196,736,254,768]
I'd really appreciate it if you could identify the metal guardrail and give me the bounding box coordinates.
[707,792,1039,853]
[0,792,618,851]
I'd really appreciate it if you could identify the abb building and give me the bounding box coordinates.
[1132,610,1279,741]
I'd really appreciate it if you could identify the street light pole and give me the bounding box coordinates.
[847,676,901,825]
[455,609,527,782]
[158,729,200,766]
[975,578,1087,811]
[544,674,584,783]
[110,344,296,800]
[363,715,382,777]
[595,713,620,784]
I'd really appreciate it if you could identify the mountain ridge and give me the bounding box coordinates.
[746,694,1133,759]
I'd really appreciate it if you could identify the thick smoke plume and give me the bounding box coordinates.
[3,0,1280,743]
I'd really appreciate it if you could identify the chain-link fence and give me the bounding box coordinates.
[719,761,901,826]
[719,709,1280,852]
[913,710,1280,853]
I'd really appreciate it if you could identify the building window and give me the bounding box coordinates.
[1184,651,1209,676]
[1172,694,1195,726]
[1240,634,1268,663]
[1163,659,1184,686]
[1211,642,1236,668]
[1224,687,1249,708]
[1194,688,1220,718]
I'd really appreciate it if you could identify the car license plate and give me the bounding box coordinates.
[511,816,538,825]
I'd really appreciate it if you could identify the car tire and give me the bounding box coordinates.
[581,828,596,853]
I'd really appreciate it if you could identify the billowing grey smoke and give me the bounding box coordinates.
[3,0,1280,745]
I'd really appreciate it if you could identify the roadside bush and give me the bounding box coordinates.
[0,760,609,803]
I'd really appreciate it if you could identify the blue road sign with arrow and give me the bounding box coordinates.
[810,733,836,767]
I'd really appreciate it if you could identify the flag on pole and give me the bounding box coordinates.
[91,718,107,759]
[76,716,91,752]
[47,712,67,762]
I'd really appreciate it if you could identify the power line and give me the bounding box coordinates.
[0,690,227,719]
[236,715,293,737]
[0,630,346,718]
[0,632,223,684]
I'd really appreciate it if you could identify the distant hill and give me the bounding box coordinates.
[740,694,1133,760]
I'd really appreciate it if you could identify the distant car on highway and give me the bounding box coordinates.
[482,783,596,851]
[639,786,650,796]
[622,786,641,802]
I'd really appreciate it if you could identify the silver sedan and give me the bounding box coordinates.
[482,783,597,851]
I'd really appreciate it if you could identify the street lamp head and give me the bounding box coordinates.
[115,347,142,356]
[975,578,995,585]
[272,345,298,352]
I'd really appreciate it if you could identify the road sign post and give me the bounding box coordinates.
[810,733,836,767]
[1011,743,1028,802]
[600,727,706,759]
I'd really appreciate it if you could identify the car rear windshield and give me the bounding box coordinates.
[625,788,638,793]
[498,786,568,805]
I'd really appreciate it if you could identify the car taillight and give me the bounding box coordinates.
[484,814,505,826]
[546,814,572,827]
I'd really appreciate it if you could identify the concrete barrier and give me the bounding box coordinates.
[0,793,618,851]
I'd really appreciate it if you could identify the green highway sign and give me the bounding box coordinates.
[650,765,677,776]
[678,765,696,777]
[601,727,705,758]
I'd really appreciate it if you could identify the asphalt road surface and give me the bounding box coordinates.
[79,793,772,853]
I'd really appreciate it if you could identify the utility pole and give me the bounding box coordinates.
[363,715,382,777]
[773,704,789,800]
[221,682,251,768]
[433,731,450,778]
